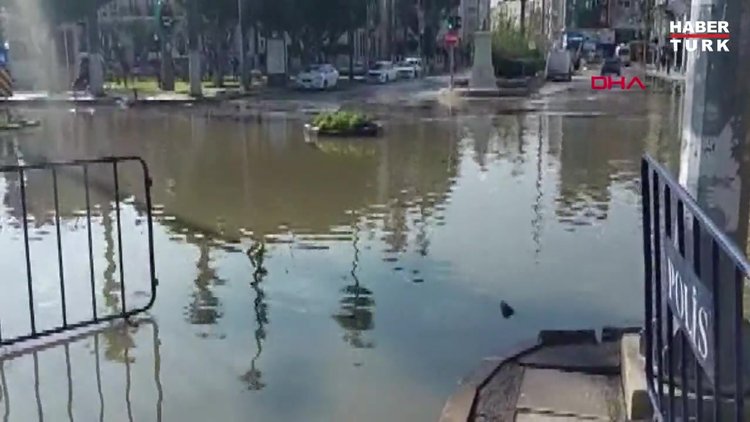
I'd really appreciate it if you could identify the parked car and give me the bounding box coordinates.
[396,57,423,79]
[295,64,339,90]
[546,49,572,81]
[367,61,398,83]
[616,44,631,67]
[601,57,622,76]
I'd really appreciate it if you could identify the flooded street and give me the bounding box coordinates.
[0,82,683,421]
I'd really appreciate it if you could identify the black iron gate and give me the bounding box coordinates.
[0,156,157,347]
[641,155,748,421]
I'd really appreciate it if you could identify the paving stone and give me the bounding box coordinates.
[519,342,620,375]
[516,368,614,419]
[474,362,524,422]
[515,412,603,421]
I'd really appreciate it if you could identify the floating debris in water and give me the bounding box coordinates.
[152,209,164,216]
[412,278,425,283]
[239,228,254,237]
[383,257,398,262]
[168,236,184,242]
[152,204,165,211]
[296,244,330,250]
[36,229,50,235]
[500,301,515,319]
[163,215,177,221]
[393,267,403,271]
[194,233,205,239]
[412,269,420,274]
[298,234,352,242]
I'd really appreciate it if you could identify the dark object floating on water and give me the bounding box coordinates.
[500,301,515,319]
[393,266,403,271]
[412,278,425,283]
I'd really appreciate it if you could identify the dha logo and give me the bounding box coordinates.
[591,76,646,91]
[670,21,730,52]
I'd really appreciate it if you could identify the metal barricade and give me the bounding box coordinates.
[0,156,157,347]
[641,154,748,421]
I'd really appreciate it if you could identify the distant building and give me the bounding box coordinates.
[609,0,642,42]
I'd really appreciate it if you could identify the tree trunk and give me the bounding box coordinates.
[520,0,527,35]
[212,26,226,88]
[87,10,104,96]
[161,35,175,91]
[187,0,202,97]
[348,29,354,81]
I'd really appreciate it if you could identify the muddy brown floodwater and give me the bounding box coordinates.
[0,88,681,422]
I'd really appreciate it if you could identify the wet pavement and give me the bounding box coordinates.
[0,74,682,421]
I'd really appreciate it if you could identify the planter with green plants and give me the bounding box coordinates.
[491,16,545,79]
[305,111,381,137]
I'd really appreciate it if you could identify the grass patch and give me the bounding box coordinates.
[105,78,241,95]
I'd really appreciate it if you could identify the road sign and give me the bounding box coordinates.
[445,33,459,46]
[0,67,12,98]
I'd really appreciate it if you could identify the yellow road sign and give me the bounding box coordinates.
[0,68,13,98]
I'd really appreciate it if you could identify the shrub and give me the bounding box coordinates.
[312,111,370,132]
[491,15,544,78]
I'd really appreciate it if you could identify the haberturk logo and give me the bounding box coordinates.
[591,76,646,90]
[670,20,730,52]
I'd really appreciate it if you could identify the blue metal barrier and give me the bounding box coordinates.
[641,154,749,421]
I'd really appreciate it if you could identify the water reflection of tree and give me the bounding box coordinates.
[531,116,544,259]
[240,269,269,391]
[553,117,646,225]
[186,240,224,326]
[382,204,409,254]
[332,222,374,349]
[101,201,136,364]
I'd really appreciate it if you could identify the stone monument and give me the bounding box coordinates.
[470,31,497,90]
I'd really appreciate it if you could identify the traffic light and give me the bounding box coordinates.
[447,16,462,30]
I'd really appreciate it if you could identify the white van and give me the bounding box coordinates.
[546,49,572,81]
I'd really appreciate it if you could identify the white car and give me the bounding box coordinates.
[367,61,398,83]
[295,64,339,90]
[396,57,423,79]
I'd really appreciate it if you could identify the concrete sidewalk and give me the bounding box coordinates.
[644,65,686,84]
[439,328,648,422]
